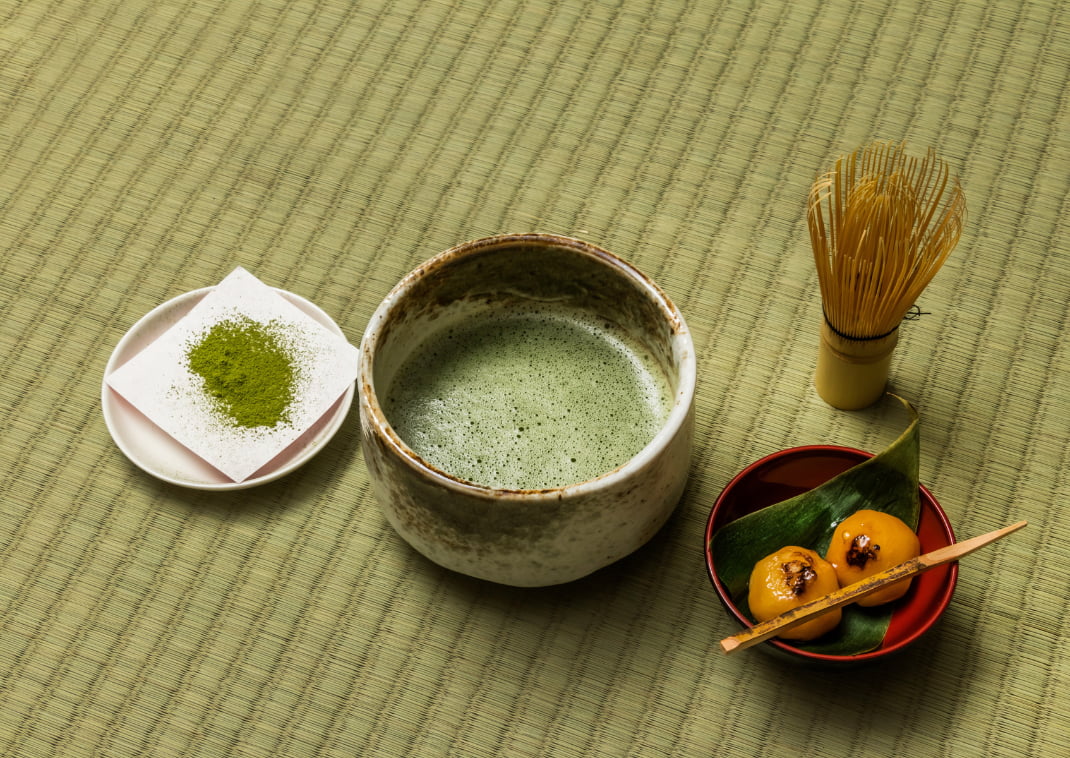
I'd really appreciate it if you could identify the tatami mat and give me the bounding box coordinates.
[1,0,1067,755]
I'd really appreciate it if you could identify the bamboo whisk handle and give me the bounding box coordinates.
[815,321,899,410]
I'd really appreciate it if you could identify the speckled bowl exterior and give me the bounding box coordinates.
[359,234,696,587]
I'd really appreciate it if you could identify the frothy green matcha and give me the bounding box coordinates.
[383,309,672,490]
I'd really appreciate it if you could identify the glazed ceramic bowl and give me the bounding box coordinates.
[359,234,696,587]
[705,445,957,665]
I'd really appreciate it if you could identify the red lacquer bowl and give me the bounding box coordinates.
[704,445,957,665]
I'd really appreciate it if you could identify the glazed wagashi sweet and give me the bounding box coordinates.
[747,547,842,641]
[825,509,921,606]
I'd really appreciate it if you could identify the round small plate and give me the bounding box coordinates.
[705,445,957,665]
[101,287,354,490]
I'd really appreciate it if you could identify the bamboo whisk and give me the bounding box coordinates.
[808,141,966,409]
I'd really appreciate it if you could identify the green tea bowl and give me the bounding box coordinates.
[358,234,696,587]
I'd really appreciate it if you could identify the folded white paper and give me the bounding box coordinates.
[107,267,359,482]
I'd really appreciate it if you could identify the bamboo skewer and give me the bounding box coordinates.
[719,520,1027,655]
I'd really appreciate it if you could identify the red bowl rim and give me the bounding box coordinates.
[704,444,958,663]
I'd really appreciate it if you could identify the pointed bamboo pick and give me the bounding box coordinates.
[720,520,1028,655]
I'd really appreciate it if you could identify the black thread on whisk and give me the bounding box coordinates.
[823,311,900,342]
[823,304,931,341]
[902,304,930,321]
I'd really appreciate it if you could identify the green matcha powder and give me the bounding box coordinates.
[185,316,298,429]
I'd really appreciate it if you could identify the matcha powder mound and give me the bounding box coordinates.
[185,316,299,429]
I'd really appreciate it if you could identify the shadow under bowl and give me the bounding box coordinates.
[704,445,957,665]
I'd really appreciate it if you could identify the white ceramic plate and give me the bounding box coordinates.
[101,286,355,490]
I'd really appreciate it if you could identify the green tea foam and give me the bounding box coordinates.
[383,308,672,490]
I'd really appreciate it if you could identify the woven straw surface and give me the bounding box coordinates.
[1,0,1067,755]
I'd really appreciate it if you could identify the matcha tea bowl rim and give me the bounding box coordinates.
[358,233,696,586]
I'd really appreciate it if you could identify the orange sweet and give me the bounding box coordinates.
[825,509,920,606]
[747,546,842,641]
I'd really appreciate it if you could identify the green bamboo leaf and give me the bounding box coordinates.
[710,394,920,655]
